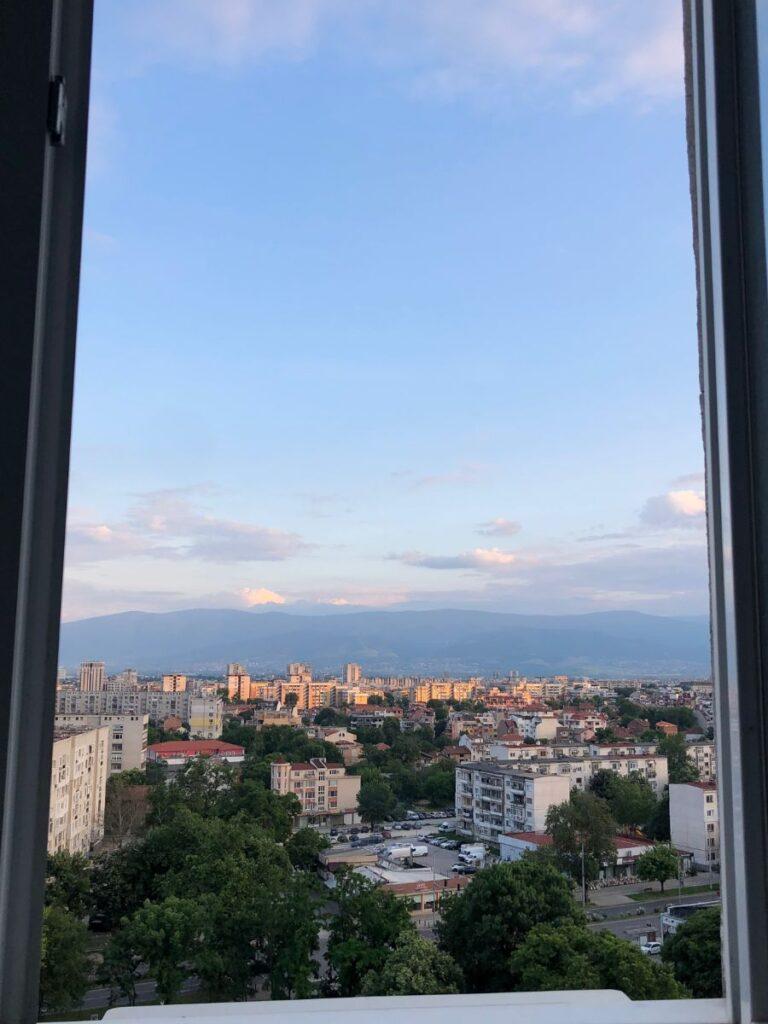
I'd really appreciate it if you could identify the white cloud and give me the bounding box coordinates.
[128,0,682,108]
[395,546,519,572]
[640,488,706,529]
[65,487,311,566]
[477,517,522,537]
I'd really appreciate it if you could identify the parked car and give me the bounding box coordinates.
[451,863,477,874]
[640,942,662,956]
[336,833,348,843]
[329,829,338,837]
[438,822,452,832]
[442,840,459,850]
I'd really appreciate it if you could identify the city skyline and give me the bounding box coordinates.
[64,1,707,622]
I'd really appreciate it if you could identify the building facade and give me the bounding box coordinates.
[48,724,109,854]
[78,660,106,692]
[55,690,223,732]
[455,762,570,842]
[670,782,720,869]
[162,674,188,692]
[270,757,361,827]
[54,713,148,774]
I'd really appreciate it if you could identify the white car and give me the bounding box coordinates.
[640,941,662,956]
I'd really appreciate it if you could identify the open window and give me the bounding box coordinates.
[2,1,768,1023]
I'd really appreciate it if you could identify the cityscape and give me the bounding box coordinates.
[41,656,721,1015]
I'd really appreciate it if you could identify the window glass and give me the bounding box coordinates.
[43,0,724,1016]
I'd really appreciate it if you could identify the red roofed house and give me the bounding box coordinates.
[271,757,361,827]
[147,739,245,770]
[656,720,679,736]
[498,831,690,881]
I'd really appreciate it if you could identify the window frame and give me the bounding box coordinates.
[0,1,767,1022]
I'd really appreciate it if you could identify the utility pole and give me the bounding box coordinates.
[581,836,587,906]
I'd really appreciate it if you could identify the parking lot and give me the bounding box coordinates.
[329,817,491,877]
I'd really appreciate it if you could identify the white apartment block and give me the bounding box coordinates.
[670,782,720,869]
[55,713,148,774]
[78,660,106,692]
[686,741,717,781]
[189,697,223,739]
[508,710,560,741]
[55,690,223,732]
[48,724,109,855]
[455,762,571,842]
[271,757,361,827]
[522,754,668,794]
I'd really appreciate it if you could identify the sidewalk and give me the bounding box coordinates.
[587,874,720,907]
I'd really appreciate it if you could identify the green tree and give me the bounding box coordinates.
[45,850,91,919]
[361,931,463,996]
[658,735,700,783]
[635,843,679,892]
[661,907,722,997]
[314,708,348,727]
[105,770,150,844]
[382,716,401,745]
[101,926,144,1007]
[606,773,658,830]
[115,897,202,1004]
[39,905,90,1015]
[510,922,685,999]
[645,790,671,840]
[326,873,414,996]
[286,828,330,871]
[358,778,397,827]
[436,860,582,992]
[546,791,618,882]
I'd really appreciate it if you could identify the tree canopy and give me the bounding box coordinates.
[361,931,463,996]
[657,735,700,784]
[436,860,582,992]
[510,922,686,999]
[546,791,618,882]
[39,905,90,1015]
[635,844,679,892]
[661,907,723,997]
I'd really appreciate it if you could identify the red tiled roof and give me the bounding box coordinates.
[148,740,244,756]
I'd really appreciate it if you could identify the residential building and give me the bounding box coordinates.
[162,674,188,693]
[48,724,109,854]
[226,667,251,701]
[147,739,245,769]
[54,713,148,774]
[305,726,358,744]
[270,757,361,826]
[343,663,362,685]
[508,709,560,741]
[78,660,106,692]
[55,690,224,733]
[411,680,476,703]
[347,708,403,730]
[670,781,720,869]
[686,741,718,781]
[656,720,679,736]
[455,761,570,842]
[516,754,668,793]
[189,697,223,738]
[114,668,138,688]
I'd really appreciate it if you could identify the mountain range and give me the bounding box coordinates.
[58,608,711,678]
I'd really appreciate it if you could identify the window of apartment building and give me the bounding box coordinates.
[3,2,768,1023]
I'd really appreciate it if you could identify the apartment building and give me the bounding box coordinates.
[55,690,223,732]
[347,708,403,730]
[227,666,251,700]
[521,753,668,793]
[162,674,188,693]
[508,709,560,741]
[411,680,476,703]
[455,762,570,842]
[78,660,106,692]
[48,724,109,855]
[189,697,224,739]
[54,713,148,774]
[686,741,717,781]
[670,781,720,869]
[271,757,361,827]
[343,663,362,685]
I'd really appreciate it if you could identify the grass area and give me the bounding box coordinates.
[628,883,720,901]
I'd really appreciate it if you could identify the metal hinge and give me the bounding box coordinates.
[47,75,67,146]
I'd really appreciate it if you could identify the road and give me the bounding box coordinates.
[80,976,200,1011]
[587,888,721,945]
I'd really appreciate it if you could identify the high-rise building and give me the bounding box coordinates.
[226,668,251,701]
[670,781,720,870]
[162,674,188,693]
[343,663,362,685]
[78,660,106,692]
[55,713,148,775]
[115,668,138,688]
[48,723,109,854]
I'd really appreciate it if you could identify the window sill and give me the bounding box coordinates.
[78,992,730,1024]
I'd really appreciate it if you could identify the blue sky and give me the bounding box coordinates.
[63,0,709,621]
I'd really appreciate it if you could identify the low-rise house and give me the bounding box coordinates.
[499,831,681,881]
[147,739,245,770]
[656,720,679,736]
